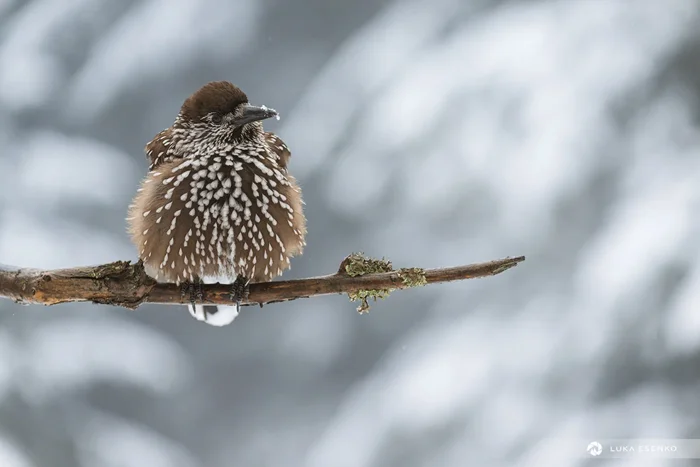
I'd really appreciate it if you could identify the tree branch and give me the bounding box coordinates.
[0,254,525,312]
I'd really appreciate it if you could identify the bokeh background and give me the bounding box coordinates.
[1,0,699,465]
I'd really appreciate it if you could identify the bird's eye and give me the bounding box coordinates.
[211,114,223,124]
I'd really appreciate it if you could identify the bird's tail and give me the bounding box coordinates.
[187,303,240,327]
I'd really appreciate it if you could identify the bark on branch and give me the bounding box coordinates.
[0,254,525,312]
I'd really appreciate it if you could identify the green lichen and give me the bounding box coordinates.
[348,288,392,314]
[343,252,393,276]
[342,254,428,314]
[343,252,394,314]
[397,267,427,288]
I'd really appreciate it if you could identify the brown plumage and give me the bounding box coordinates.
[127,81,306,326]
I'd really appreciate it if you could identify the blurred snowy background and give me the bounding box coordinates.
[1,0,700,465]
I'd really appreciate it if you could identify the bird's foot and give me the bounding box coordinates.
[230,275,250,310]
[181,279,204,308]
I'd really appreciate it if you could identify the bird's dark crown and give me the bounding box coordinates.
[180,81,249,123]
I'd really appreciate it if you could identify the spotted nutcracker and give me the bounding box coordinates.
[127,81,307,326]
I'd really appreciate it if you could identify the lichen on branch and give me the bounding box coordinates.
[340,252,395,313]
[340,254,438,313]
[0,255,526,311]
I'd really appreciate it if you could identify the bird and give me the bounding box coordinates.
[127,81,307,326]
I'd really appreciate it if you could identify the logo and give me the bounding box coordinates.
[587,441,603,456]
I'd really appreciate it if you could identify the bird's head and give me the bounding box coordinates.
[173,81,279,148]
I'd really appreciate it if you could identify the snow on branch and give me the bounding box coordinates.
[0,254,525,313]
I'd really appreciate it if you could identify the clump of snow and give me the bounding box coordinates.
[260,104,280,120]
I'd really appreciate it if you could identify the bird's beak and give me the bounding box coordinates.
[232,104,279,127]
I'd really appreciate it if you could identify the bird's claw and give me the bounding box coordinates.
[181,279,204,307]
[230,275,250,308]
